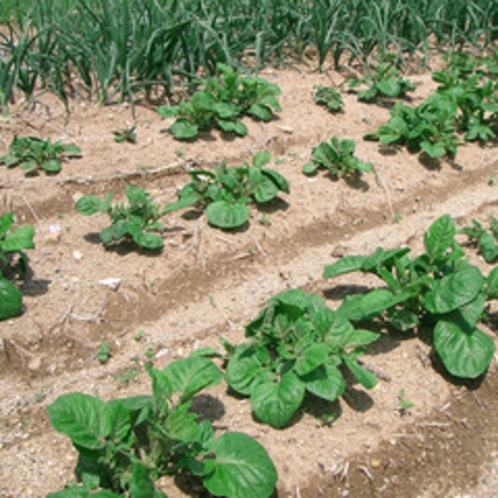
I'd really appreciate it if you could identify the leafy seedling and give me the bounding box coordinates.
[113,123,137,143]
[95,341,112,364]
[164,151,289,230]
[398,389,414,416]
[0,212,35,320]
[223,288,379,429]
[47,354,278,497]
[459,216,498,263]
[303,137,372,178]
[75,185,166,250]
[312,85,343,112]
[348,61,416,103]
[323,214,497,379]
[0,135,80,174]
[158,63,281,140]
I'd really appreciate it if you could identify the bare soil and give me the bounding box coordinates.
[0,61,497,497]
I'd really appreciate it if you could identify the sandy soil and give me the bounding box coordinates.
[0,60,497,497]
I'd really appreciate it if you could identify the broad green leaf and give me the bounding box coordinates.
[479,232,498,262]
[109,395,152,427]
[162,356,222,402]
[157,105,178,118]
[163,184,203,213]
[0,212,14,236]
[327,327,379,349]
[129,462,155,498]
[43,158,62,173]
[1,225,35,252]
[377,79,401,97]
[261,168,289,193]
[251,371,305,428]
[323,255,367,278]
[99,221,128,244]
[130,229,163,250]
[217,119,247,136]
[206,201,250,229]
[424,215,456,259]
[46,393,112,450]
[302,364,345,401]
[342,357,377,389]
[253,151,271,169]
[487,266,498,300]
[0,278,23,320]
[361,247,411,272]
[248,103,272,121]
[75,196,108,216]
[422,264,484,314]
[420,141,446,158]
[225,345,271,396]
[386,308,419,331]
[302,163,319,175]
[312,307,351,337]
[165,402,200,442]
[434,319,495,378]
[253,177,279,204]
[337,289,397,321]
[294,343,330,376]
[146,366,172,413]
[171,119,198,140]
[64,145,81,156]
[213,102,240,119]
[203,433,277,498]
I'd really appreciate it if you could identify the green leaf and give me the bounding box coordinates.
[251,370,305,428]
[253,151,271,169]
[434,319,495,378]
[162,356,222,402]
[130,230,163,250]
[206,201,250,229]
[261,168,289,194]
[46,393,112,450]
[342,357,377,389]
[1,225,35,252]
[43,158,62,173]
[302,364,345,401]
[302,163,319,175]
[203,433,278,498]
[423,264,484,314]
[146,367,172,414]
[338,289,397,321]
[253,177,279,204]
[75,196,109,216]
[479,233,498,262]
[487,266,498,300]
[225,345,271,396]
[420,141,446,158]
[248,103,273,121]
[99,221,128,244]
[386,308,419,331]
[0,278,23,320]
[424,215,456,259]
[294,343,330,376]
[171,119,199,140]
[323,255,367,278]
[129,463,155,498]
[157,105,179,118]
[0,212,14,237]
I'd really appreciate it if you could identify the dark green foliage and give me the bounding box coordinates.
[164,151,289,230]
[303,137,372,177]
[312,85,343,112]
[0,136,81,174]
[47,355,278,498]
[158,64,281,140]
[324,215,497,379]
[0,212,35,320]
[223,289,379,428]
[459,216,498,263]
[348,60,416,103]
[75,185,165,250]
[113,124,137,144]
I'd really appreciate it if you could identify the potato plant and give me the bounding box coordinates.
[0,136,81,174]
[324,215,497,379]
[158,63,281,140]
[76,185,166,250]
[164,151,289,230]
[47,355,278,498]
[459,216,498,263]
[223,289,379,429]
[0,212,35,320]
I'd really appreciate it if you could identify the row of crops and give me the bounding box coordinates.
[1,0,497,113]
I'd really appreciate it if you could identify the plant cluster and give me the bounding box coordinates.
[164,151,289,230]
[0,136,81,174]
[47,355,277,498]
[324,215,497,379]
[0,212,35,320]
[158,64,281,140]
[75,185,166,250]
[312,85,343,112]
[113,124,137,144]
[365,51,498,159]
[223,289,379,428]
[459,216,498,263]
[303,137,372,178]
[347,60,416,102]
